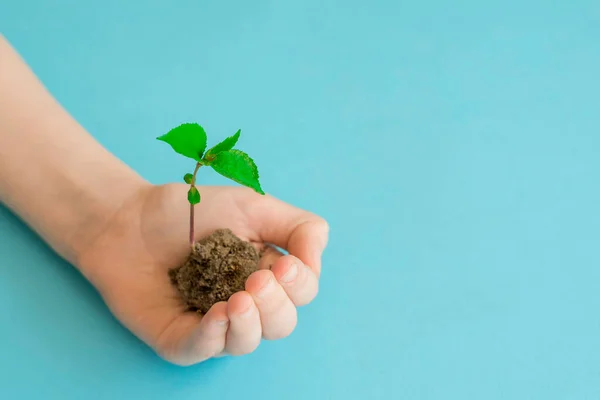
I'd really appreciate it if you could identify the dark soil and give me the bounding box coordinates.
[168,229,260,314]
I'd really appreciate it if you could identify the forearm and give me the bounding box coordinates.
[0,36,146,264]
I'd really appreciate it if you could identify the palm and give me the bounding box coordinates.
[79,183,328,366]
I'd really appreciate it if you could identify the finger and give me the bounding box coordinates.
[155,302,229,366]
[287,220,329,277]
[257,244,284,270]
[245,269,297,340]
[271,255,319,306]
[225,291,262,356]
[247,196,329,277]
[257,247,319,306]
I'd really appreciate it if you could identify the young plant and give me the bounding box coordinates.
[157,123,264,247]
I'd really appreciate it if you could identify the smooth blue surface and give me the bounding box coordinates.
[1,1,600,399]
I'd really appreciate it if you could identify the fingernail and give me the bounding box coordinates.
[280,262,298,283]
[239,303,254,318]
[239,296,254,318]
[256,276,275,299]
[215,319,229,327]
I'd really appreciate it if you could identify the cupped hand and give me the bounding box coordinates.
[77,184,328,366]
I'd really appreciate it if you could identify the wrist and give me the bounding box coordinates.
[66,172,150,270]
[0,122,149,267]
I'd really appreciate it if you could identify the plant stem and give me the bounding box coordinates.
[189,202,195,247]
[189,162,202,248]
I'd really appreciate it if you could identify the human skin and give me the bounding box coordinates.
[0,35,329,366]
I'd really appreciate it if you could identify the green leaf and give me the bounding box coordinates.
[157,123,207,162]
[187,186,201,205]
[183,173,194,184]
[205,129,241,159]
[211,150,264,194]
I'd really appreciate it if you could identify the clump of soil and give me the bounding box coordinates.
[168,229,260,314]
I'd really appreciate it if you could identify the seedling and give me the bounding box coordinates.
[157,123,264,247]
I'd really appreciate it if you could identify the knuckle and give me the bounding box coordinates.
[263,288,289,313]
[154,331,217,367]
[154,328,182,365]
[246,269,272,292]
[155,342,213,367]
[264,321,297,340]
[229,341,260,356]
[228,348,248,357]
[296,284,318,307]
[263,310,297,340]
[155,344,190,366]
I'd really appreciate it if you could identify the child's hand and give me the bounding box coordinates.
[0,37,328,366]
[77,184,329,366]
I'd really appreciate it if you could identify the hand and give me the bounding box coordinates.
[77,184,329,366]
[0,37,329,366]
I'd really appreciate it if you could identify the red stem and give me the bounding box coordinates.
[189,202,195,247]
[189,162,202,249]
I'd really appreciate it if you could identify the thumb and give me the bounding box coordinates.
[250,195,329,277]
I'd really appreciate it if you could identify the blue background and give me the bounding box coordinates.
[1,1,599,399]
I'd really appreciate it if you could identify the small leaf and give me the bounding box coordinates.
[157,123,207,162]
[205,129,241,159]
[183,173,194,184]
[211,150,264,194]
[188,187,201,205]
